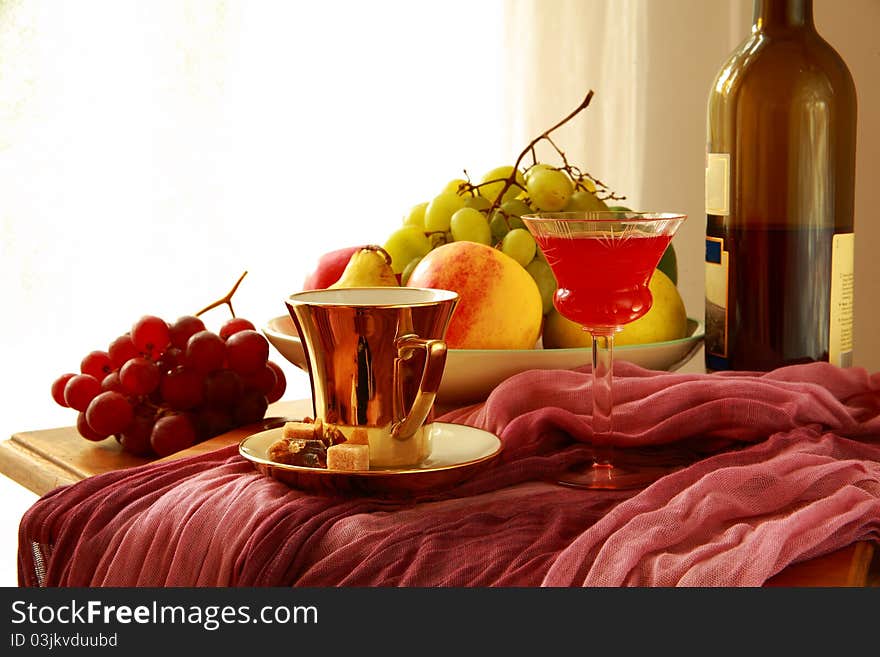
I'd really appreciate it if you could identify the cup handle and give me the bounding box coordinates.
[391,334,447,440]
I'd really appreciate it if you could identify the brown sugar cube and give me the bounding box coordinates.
[326,443,370,471]
[348,427,369,445]
[282,421,316,441]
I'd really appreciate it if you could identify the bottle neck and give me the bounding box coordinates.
[753,0,814,32]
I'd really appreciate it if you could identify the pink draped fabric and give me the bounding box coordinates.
[18,362,880,587]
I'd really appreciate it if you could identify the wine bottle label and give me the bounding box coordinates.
[704,236,729,370]
[829,232,854,367]
[705,153,730,216]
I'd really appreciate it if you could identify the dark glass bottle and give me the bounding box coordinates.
[704,0,856,371]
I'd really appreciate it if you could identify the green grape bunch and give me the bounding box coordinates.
[382,90,628,316]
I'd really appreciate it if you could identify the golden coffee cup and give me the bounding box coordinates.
[285,287,458,468]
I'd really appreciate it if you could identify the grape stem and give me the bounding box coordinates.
[483,90,628,222]
[195,271,248,319]
[485,90,595,217]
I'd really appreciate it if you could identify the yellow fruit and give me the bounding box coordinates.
[383,226,432,274]
[541,269,687,348]
[329,246,399,289]
[615,269,687,345]
[442,178,469,195]
[524,163,554,182]
[478,165,527,205]
[403,201,428,228]
[541,307,592,349]
[406,241,543,350]
[564,190,609,213]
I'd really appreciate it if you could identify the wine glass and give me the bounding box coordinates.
[522,211,686,490]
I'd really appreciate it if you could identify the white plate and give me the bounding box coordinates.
[264,315,704,406]
[240,423,502,496]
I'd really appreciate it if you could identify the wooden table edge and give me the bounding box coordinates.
[0,438,79,494]
[765,541,875,587]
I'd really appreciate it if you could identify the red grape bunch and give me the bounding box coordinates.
[51,314,286,458]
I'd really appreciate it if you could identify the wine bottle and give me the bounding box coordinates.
[704,0,857,371]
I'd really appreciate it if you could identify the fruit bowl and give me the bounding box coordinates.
[264,315,704,407]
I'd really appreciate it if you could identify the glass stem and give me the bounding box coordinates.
[591,330,614,467]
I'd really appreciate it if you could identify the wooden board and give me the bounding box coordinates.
[1,398,875,587]
[0,400,312,494]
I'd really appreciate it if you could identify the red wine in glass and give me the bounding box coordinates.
[523,211,686,490]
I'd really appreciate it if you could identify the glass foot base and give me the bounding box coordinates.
[557,462,678,491]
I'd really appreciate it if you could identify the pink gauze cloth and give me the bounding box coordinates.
[18,361,880,587]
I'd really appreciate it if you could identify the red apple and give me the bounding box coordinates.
[405,241,543,350]
[302,246,366,290]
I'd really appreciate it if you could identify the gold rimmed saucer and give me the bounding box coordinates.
[239,423,502,497]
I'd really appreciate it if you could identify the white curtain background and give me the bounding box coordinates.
[499,0,742,313]
[0,0,877,585]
